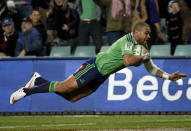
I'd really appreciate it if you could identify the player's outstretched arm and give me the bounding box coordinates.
[168,72,188,81]
[144,59,188,81]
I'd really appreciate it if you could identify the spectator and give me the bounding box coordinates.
[184,0,191,11]
[30,8,48,55]
[133,0,148,25]
[0,0,6,17]
[158,0,170,19]
[177,0,191,44]
[167,0,182,55]
[95,0,133,45]
[46,0,79,48]
[30,9,47,46]
[1,1,22,31]
[6,0,33,18]
[0,17,18,57]
[0,29,3,42]
[76,0,103,53]
[15,17,44,56]
[146,0,167,46]
[31,0,50,26]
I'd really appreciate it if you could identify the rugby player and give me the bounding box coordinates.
[10,22,187,104]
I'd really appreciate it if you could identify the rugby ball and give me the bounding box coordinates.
[133,45,150,60]
[133,45,148,56]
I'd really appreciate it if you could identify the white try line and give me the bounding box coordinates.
[0,123,96,129]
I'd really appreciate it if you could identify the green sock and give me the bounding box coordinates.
[49,81,58,92]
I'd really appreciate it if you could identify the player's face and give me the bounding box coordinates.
[137,26,151,44]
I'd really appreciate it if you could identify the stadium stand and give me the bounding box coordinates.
[100,45,110,52]
[50,46,71,57]
[0,56,11,58]
[150,44,171,56]
[174,45,191,56]
[73,46,96,57]
[17,56,36,57]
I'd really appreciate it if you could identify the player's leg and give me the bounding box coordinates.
[56,75,107,102]
[24,72,49,88]
[53,75,78,93]
[10,59,92,104]
[56,68,108,102]
[22,59,93,96]
[10,75,78,104]
[56,86,93,102]
[26,57,106,102]
[22,60,94,96]
[10,58,107,104]
[24,75,78,96]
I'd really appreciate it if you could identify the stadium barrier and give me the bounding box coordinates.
[0,56,191,115]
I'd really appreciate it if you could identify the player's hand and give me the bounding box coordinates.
[140,45,149,61]
[169,72,188,81]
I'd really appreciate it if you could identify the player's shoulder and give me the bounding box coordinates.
[111,33,136,50]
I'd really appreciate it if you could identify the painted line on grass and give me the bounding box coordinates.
[135,118,191,123]
[0,123,96,129]
[1,119,191,129]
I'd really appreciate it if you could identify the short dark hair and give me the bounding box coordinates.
[32,8,40,12]
[132,22,150,32]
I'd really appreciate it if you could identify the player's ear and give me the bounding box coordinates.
[134,30,139,35]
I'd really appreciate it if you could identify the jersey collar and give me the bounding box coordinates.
[131,32,138,45]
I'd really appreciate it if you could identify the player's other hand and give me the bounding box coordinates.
[169,72,188,81]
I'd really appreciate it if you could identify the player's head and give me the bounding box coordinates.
[132,22,151,45]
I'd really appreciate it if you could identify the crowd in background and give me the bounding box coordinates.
[0,0,191,57]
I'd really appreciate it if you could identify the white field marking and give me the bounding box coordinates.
[9,115,103,118]
[9,115,191,118]
[1,118,191,129]
[135,118,191,123]
[0,123,96,129]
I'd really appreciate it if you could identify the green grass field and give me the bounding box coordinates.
[0,115,191,131]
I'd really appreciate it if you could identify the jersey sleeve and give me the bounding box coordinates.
[121,42,134,55]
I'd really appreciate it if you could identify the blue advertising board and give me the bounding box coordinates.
[0,58,191,112]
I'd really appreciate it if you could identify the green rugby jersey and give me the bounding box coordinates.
[95,33,147,76]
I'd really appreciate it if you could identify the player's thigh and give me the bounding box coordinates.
[56,58,96,93]
[55,75,79,93]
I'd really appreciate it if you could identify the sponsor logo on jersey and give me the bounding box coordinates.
[124,43,133,50]
[80,79,85,84]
